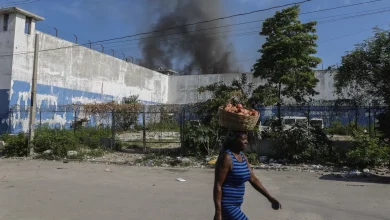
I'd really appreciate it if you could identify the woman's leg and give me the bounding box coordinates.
[222,205,248,220]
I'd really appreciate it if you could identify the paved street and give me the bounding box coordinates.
[0,159,389,220]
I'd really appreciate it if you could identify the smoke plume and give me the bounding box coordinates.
[139,0,237,74]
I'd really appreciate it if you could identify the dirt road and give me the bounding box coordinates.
[0,159,389,220]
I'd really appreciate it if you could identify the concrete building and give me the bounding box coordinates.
[0,8,340,133]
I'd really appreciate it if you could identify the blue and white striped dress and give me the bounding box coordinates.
[221,149,251,220]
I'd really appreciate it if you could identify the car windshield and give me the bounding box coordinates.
[310,120,322,127]
[284,119,295,125]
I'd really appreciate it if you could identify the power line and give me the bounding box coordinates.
[108,26,262,50]
[91,0,311,45]
[97,0,386,47]
[28,0,312,57]
[107,9,390,53]
[318,24,389,44]
[0,0,311,56]
[317,8,390,24]
[107,7,390,51]
[115,31,260,53]
[0,0,41,7]
[0,0,387,58]
[300,0,382,15]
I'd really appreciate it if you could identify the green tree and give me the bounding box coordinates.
[197,73,254,127]
[184,74,254,155]
[115,95,140,131]
[336,27,390,136]
[252,5,321,123]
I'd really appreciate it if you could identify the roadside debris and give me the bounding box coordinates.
[43,150,53,155]
[176,178,186,182]
[345,184,366,187]
[67,151,78,157]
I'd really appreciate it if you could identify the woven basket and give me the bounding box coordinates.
[218,106,260,131]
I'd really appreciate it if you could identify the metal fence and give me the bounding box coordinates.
[0,104,388,150]
[2,105,185,152]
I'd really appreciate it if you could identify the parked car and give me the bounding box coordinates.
[310,118,324,129]
[260,116,324,131]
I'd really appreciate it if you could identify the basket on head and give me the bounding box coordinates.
[218,106,260,131]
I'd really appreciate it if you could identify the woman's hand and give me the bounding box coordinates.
[268,197,282,210]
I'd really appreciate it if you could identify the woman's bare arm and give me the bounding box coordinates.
[243,154,282,209]
[213,153,232,219]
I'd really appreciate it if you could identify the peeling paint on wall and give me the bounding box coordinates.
[0,89,10,133]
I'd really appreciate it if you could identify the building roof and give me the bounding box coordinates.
[0,7,44,21]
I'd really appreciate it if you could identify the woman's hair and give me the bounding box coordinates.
[219,130,247,155]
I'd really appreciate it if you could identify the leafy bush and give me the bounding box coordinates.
[33,127,111,157]
[325,120,365,136]
[0,133,28,157]
[270,121,334,163]
[184,123,221,156]
[346,131,389,168]
[33,127,78,157]
[75,127,111,149]
[377,110,390,139]
[325,121,349,135]
[246,152,259,165]
[115,95,141,131]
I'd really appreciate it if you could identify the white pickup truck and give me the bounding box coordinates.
[260,116,324,132]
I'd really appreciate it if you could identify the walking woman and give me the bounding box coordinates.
[213,131,282,220]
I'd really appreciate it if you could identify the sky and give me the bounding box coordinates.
[10,0,390,73]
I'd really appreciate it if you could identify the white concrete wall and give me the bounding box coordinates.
[1,9,341,133]
[168,71,337,104]
[7,13,169,132]
[11,30,169,107]
[0,13,16,91]
[0,13,16,133]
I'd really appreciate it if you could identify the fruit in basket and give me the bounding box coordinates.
[223,103,259,116]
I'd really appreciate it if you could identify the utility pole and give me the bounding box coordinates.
[28,33,39,157]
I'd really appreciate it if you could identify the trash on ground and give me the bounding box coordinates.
[259,156,268,163]
[104,168,113,172]
[208,158,217,165]
[346,184,366,187]
[176,178,186,182]
[349,170,362,176]
[67,151,78,157]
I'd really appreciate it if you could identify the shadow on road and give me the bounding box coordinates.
[120,145,181,155]
[320,174,390,184]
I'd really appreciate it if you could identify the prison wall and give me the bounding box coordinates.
[0,13,18,133]
[168,71,338,104]
[9,24,169,132]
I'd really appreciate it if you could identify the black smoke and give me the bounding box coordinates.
[139,0,237,74]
